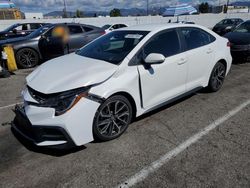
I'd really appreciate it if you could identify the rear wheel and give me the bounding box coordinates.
[16,48,39,69]
[207,62,226,92]
[93,95,133,141]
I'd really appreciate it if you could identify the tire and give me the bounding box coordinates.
[16,48,39,69]
[207,62,226,92]
[93,95,133,141]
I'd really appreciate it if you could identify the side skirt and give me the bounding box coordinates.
[143,86,203,115]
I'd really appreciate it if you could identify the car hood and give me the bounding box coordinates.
[26,53,118,94]
[0,31,8,35]
[0,36,28,46]
[224,32,250,45]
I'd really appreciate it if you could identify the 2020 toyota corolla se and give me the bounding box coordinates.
[12,24,232,149]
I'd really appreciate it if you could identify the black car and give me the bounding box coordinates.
[224,20,250,63]
[0,23,47,40]
[0,23,105,68]
[212,18,243,36]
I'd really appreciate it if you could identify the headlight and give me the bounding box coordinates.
[28,86,90,116]
[53,91,88,116]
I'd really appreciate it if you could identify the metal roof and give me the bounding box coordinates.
[0,1,16,9]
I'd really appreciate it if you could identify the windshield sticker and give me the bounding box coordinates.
[125,34,143,39]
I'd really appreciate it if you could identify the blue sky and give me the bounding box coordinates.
[9,0,249,13]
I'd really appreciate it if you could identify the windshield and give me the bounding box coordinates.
[234,22,250,33]
[102,24,111,30]
[76,30,149,65]
[3,24,18,32]
[28,25,52,38]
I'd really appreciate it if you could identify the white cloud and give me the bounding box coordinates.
[12,0,249,13]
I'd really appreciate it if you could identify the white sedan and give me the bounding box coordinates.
[13,24,232,148]
[102,23,128,33]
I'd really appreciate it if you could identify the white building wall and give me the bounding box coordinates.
[24,13,44,19]
[0,13,249,31]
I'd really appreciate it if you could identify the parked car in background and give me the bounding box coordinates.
[212,18,243,36]
[13,24,232,148]
[0,23,105,68]
[224,20,250,63]
[0,23,47,40]
[102,24,128,33]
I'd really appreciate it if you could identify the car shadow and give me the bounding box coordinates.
[134,91,197,122]
[11,127,86,157]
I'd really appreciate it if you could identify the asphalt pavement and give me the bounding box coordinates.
[0,63,249,188]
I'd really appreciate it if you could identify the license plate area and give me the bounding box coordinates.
[14,105,34,138]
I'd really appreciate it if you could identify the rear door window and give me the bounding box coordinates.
[180,27,215,51]
[30,23,41,30]
[82,26,93,32]
[68,25,83,34]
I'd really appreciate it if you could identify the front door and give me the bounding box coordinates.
[137,29,188,109]
[68,25,86,52]
[38,26,68,60]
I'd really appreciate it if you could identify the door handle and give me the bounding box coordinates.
[177,58,187,65]
[206,48,213,54]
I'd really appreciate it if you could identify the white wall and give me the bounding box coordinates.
[24,13,44,19]
[0,13,249,31]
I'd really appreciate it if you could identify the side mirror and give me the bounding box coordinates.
[12,29,17,34]
[225,26,232,32]
[41,34,46,38]
[144,53,165,64]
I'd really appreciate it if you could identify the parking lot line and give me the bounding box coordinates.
[0,102,22,110]
[117,99,250,188]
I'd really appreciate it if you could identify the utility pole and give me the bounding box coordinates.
[146,0,149,16]
[226,0,230,13]
[63,0,67,18]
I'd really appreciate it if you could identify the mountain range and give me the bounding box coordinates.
[44,1,250,18]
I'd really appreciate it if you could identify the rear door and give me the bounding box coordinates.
[178,27,216,90]
[67,24,85,52]
[137,29,188,109]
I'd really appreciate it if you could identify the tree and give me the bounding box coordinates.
[76,9,84,18]
[110,8,121,17]
[199,2,210,13]
[223,4,228,13]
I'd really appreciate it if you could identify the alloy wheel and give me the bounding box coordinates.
[211,63,226,91]
[17,49,38,68]
[96,100,130,138]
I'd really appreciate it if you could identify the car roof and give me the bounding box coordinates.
[48,23,100,29]
[120,23,200,32]
[223,18,243,20]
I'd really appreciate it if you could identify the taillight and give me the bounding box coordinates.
[101,31,106,35]
[227,41,231,47]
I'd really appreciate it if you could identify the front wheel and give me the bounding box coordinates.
[207,62,226,92]
[93,95,133,141]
